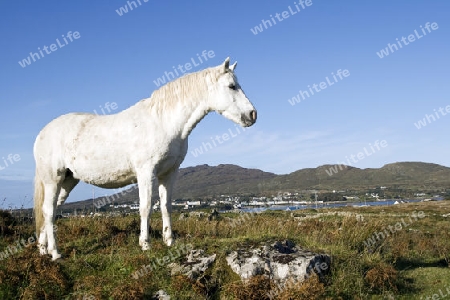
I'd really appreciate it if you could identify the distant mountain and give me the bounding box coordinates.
[59,162,450,210]
[278,162,450,191]
[174,164,277,198]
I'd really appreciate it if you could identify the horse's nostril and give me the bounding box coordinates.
[250,110,257,122]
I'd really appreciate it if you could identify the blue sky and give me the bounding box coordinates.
[1,0,449,209]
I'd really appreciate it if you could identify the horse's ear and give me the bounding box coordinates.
[222,57,230,73]
[230,61,237,72]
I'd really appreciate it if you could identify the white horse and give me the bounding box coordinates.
[33,57,257,260]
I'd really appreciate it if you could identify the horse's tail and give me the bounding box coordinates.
[34,169,45,236]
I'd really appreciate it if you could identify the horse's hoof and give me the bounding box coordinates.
[141,242,150,251]
[51,250,62,261]
[164,237,173,247]
[39,244,48,255]
[53,256,65,262]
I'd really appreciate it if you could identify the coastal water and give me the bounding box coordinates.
[241,199,428,213]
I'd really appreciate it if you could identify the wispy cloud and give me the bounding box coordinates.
[27,99,51,108]
[185,128,336,174]
[0,134,23,140]
[0,175,31,181]
[184,127,409,174]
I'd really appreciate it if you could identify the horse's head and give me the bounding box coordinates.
[208,58,257,127]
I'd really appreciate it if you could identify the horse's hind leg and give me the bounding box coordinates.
[57,170,79,206]
[39,182,62,260]
[159,170,177,246]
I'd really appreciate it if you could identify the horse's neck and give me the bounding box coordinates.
[180,103,210,139]
[133,95,210,140]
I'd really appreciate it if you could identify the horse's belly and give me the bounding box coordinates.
[69,159,136,188]
[156,156,183,176]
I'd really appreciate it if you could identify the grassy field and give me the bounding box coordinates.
[1,200,449,299]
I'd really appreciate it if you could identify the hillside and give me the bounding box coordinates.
[279,161,450,191]
[59,161,450,210]
[172,162,450,197]
[174,164,277,198]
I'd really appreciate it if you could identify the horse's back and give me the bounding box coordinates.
[37,112,95,135]
[33,106,186,186]
[35,113,96,154]
[35,112,140,186]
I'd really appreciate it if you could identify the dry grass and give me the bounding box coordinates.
[277,274,326,300]
[364,262,398,293]
[0,200,449,299]
[224,275,274,300]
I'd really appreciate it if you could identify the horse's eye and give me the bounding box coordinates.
[229,84,237,90]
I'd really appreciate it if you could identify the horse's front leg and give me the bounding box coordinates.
[159,170,177,246]
[137,169,157,250]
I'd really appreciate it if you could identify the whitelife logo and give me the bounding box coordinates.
[0,154,21,171]
[413,105,450,129]
[376,22,439,58]
[153,50,215,87]
[325,140,388,176]
[18,31,81,68]
[288,69,350,106]
[250,0,313,35]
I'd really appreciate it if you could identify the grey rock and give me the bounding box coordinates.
[189,211,205,218]
[226,240,330,284]
[152,290,170,300]
[208,208,220,221]
[169,249,216,280]
[178,212,188,220]
[180,210,220,221]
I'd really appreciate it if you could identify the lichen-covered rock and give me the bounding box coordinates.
[152,290,170,300]
[179,209,220,221]
[168,249,216,280]
[226,240,330,284]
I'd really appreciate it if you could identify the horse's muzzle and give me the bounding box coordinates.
[242,110,257,126]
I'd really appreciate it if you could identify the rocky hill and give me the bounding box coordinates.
[58,161,450,211]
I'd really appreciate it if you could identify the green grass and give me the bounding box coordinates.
[1,201,450,299]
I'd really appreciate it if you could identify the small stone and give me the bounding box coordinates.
[152,290,170,300]
[169,249,216,280]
